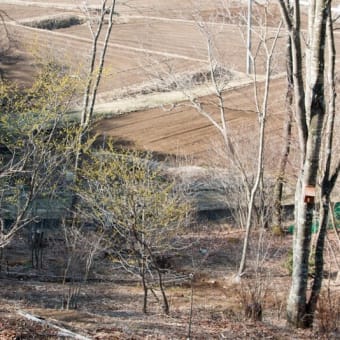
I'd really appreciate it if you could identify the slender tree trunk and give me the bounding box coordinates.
[86,0,116,127]
[156,268,169,315]
[141,258,148,314]
[74,0,108,172]
[272,34,293,231]
[237,22,281,276]
[75,0,116,172]
[289,1,307,159]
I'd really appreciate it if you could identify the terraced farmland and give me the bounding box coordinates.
[1,0,339,165]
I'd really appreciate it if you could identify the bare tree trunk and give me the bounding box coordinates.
[141,258,148,314]
[304,5,339,326]
[139,233,170,315]
[74,0,116,172]
[304,192,329,326]
[74,0,107,172]
[286,0,329,328]
[237,21,282,277]
[85,0,116,127]
[272,34,293,231]
[71,0,117,239]
[156,268,170,315]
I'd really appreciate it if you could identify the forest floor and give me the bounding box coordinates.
[0,225,339,339]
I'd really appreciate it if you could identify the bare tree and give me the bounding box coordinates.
[278,0,340,328]
[272,33,294,232]
[158,3,282,278]
[304,5,340,327]
[236,14,281,276]
[74,0,117,171]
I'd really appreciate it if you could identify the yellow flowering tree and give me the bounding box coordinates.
[0,61,81,250]
[76,145,191,314]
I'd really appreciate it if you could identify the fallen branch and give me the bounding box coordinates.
[17,310,91,340]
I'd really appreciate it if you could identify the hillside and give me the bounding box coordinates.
[1,1,340,339]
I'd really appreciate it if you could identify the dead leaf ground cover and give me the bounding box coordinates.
[0,226,339,339]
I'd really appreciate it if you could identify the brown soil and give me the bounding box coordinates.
[1,1,288,88]
[3,1,339,167]
[94,77,295,166]
[0,227,339,339]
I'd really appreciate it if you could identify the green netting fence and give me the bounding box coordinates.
[287,202,340,234]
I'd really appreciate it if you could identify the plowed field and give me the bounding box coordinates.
[1,0,340,165]
[94,77,296,166]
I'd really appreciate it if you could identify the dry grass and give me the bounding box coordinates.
[0,226,339,338]
[315,287,340,337]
